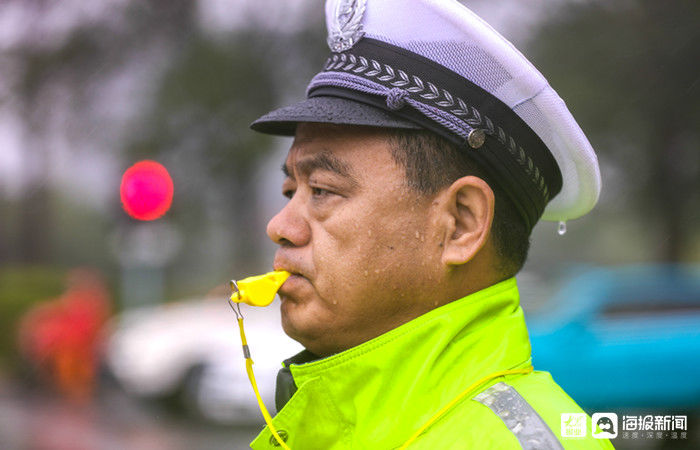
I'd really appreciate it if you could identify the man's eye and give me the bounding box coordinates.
[310,187,331,197]
[282,189,295,199]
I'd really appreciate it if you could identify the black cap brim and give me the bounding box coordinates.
[250,96,421,136]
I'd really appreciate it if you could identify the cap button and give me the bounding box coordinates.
[386,88,408,111]
[467,129,486,149]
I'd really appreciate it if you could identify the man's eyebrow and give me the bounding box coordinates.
[282,152,357,185]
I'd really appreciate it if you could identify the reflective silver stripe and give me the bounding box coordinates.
[474,382,564,450]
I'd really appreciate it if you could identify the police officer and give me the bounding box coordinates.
[249,0,612,448]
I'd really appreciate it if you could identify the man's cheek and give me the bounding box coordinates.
[311,251,351,297]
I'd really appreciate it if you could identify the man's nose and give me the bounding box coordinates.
[266,199,310,247]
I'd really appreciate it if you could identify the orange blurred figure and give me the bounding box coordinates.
[18,269,111,402]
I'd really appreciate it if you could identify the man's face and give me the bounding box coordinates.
[267,123,444,355]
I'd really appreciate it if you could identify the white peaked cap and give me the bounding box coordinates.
[253,0,601,226]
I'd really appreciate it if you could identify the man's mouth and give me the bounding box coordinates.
[278,273,305,296]
[273,254,313,301]
[273,268,308,300]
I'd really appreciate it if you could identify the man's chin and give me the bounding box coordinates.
[279,301,336,356]
[279,297,312,340]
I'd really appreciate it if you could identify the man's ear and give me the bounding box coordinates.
[439,176,495,266]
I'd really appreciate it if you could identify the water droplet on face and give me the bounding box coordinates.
[557,221,567,236]
[364,270,369,277]
[332,300,338,305]
[415,231,420,239]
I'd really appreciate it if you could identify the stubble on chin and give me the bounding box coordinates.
[279,292,346,356]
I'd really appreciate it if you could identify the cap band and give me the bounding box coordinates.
[307,38,563,229]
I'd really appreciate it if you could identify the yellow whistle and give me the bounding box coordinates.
[230,270,291,307]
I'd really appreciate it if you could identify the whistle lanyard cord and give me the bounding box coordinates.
[233,301,532,450]
[398,365,535,449]
[235,316,291,450]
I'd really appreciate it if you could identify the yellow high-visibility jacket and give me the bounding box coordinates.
[251,278,615,449]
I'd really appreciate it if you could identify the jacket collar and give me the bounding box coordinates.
[288,278,530,406]
[259,277,532,448]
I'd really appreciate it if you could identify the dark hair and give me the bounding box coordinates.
[387,129,530,277]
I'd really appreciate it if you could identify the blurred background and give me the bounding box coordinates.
[0,0,698,448]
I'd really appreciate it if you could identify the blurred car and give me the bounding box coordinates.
[527,265,700,411]
[105,297,302,424]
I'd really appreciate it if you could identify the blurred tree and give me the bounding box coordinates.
[4,0,198,264]
[2,0,328,289]
[0,266,65,371]
[124,33,278,271]
[529,0,700,262]
[123,17,327,278]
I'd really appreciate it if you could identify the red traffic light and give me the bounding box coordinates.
[120,160,174,221]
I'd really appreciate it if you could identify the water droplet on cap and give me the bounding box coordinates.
[557,221,567,236]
